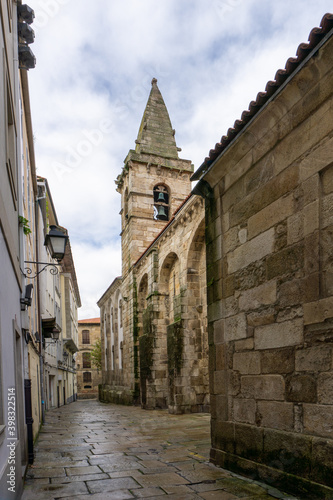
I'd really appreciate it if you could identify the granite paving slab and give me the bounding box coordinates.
[22,400,299,500]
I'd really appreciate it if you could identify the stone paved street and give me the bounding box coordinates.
[22,400,299,500]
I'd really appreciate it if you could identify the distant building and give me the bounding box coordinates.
[77,318,102,399]
[98,79,209,413]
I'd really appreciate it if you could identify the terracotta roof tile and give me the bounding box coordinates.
[192,13,333,181]
[78,317,100,324]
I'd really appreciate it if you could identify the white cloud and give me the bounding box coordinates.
[27,0,332,318]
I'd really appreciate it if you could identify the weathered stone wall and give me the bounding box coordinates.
[135,195,209,413]
[201,33,333,495]
[99,194,209,413]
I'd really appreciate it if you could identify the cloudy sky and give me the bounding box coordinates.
[26,0,332,319]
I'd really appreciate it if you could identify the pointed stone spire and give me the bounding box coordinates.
[135,78,179,159]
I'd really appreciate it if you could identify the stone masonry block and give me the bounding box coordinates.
[257,401,294,431]
[287,211,304,245]
[213,370,227,395]
[318,373,333,404]
[210,394,228,421]
[213,319,225,344]
[286,374,317,403]
[295,345,332,372]
[241,375,285,401]
[234,338,254,351]
[224,226,238,254]
[208,300,223,322]
[227,228,275,274]
[304,200,320,236]
[233,351,260,375]
[322,192,333,229]
[266,243,304,280]
[278,278,304,307]
[304,231,320,275]
[302,173,320,205]
[261,347,295,374]
[216,343,226,371]
[312,437,333,487]
[238,280,277,312]
[233,398,256,424]
[224,296,239,318]
[234,423,264,462]
[303,404,333,439]
[247,193,294,240]
[230,165,298,228]
[254,318,303,350]
[304,297,333,325]
[263,428,312,478]
[211,420,235,454]
[247,307,275,327]
[225,313,248,342]
[322,165,333,194]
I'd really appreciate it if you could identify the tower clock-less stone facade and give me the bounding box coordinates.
[98,79,209,413]
[117,78,193,274]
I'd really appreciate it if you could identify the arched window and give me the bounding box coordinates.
[153,185,169,221]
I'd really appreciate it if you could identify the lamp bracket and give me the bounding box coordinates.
[22,261,61,279]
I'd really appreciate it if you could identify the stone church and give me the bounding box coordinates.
[98,78,209,413]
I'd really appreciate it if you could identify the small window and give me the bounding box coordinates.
[153,185,169,221]
[82,330,90,344]
[83,372,92,383]
[82,352,91,369]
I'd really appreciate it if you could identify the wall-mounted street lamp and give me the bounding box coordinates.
[44,329,61,351]
[22,225,68,279]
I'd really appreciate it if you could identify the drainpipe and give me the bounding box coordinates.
[35,199,45,424]
[24,379,34,463]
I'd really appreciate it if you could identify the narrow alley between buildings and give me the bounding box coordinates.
[22,400,298,500]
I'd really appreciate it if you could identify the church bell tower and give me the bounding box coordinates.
[116,78,193,277]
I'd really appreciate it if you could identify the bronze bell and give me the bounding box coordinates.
[157,192,166,202]
[158,206,167,218]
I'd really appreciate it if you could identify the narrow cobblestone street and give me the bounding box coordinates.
[21,400,299,500]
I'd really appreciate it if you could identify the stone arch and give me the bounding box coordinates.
[138,273,148,325]
[187,217,207,326]
[185,217,209,412]
[160,252,181,322]
[114,288,123,370]
[110,302,114,370]
[137,273,149,406]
